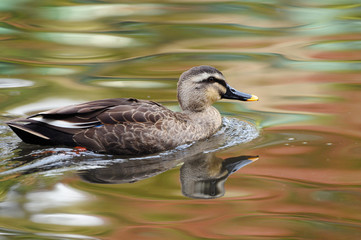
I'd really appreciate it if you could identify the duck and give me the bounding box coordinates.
[7,65,258,155]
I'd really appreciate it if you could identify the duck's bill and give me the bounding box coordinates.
[222,86,259,101]
[224,155,259,175]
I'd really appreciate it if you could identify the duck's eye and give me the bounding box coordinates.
[207,77,216,82]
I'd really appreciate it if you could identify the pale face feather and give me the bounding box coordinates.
[190,72,225,83]
[178,69,227,111]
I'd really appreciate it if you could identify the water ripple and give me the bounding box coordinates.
[34,33,137,48]
[37,4,165,22]
[0,78,34,88]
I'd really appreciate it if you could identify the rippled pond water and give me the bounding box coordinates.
[1,0,361,239]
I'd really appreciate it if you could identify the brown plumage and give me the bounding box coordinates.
[7,66,258,155]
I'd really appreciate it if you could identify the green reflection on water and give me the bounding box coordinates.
[307,40,361,51]
[285,60,361,72]
[38,4,165,22]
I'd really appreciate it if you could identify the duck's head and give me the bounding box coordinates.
[177,65,258,112]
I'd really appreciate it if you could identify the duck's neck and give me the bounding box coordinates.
[183,106,222,134]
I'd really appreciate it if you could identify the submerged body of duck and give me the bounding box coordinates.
[7,66,258,155]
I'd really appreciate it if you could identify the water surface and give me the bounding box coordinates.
[0,0,361,239]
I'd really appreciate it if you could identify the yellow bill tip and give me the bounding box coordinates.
[247,95,259,101]
[248,156,259,161]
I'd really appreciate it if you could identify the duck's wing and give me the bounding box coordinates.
[6,98,171,148]
[73,99,184,155]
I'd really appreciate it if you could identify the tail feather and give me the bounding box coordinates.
[7,119,77,147]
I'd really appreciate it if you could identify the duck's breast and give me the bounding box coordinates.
[156,106,223,146]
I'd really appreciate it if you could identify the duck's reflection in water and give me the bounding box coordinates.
[79,153,258,199]
[180,154,258,199]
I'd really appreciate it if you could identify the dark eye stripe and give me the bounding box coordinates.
[199,78,226,86]
[215,79,227,88]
